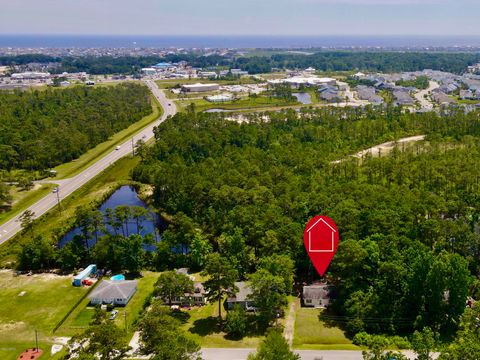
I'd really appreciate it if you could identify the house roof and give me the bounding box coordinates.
[89,280,137,300]
[303,284,334,300]
[227,282,252,303]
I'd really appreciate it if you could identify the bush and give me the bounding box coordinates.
[225,305,248,339]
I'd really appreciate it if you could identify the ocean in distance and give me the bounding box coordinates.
[1,35,480,48]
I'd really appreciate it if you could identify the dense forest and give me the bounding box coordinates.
[0,83,152,171]
[2,51,479,74]
[16,105,480,352]
[128,106,480,337]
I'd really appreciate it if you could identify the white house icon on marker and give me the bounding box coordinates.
[306,218,336,253]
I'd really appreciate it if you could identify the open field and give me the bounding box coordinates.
[177,95,300,112]
[293,307,358,350]
[0,270,88,360]
[0,183,56,226]
[58,271,158,337]
[52,94,161,180]
[0,156,140,267]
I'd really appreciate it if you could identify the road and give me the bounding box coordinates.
[201,348,435,360]
[0,80,176,246]
[414,81,440,110]
[331,135,426,164]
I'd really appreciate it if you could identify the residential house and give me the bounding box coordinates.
[89,280,137,306]
[169,282,208,306]
[356,85,384,104]
[226,282,256,311]
[302,283,336,308]
[318,86,343,103]
[393,89,414,106]
[432,91,455,106]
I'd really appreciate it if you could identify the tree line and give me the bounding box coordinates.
[2,51,479,75]
[0,83,152,171]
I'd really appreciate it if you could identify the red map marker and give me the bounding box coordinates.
[304,215,339,277]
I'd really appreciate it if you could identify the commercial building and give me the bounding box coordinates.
[141,68,157,76]
[205,93,234,102]
[89,280,138,306]
[11,72,50,80]
[181,83,220,93]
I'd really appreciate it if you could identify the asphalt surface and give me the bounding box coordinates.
[0,80,176,246]
[414,80,440,110]
[201,348,429,360]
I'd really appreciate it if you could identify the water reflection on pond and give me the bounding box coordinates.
[59,186,162,249]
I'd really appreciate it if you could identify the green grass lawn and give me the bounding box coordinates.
[293,307,359,350]
[52,94,161,180]
[0,156,141,267]
[112,271,158,334]
[182,302,263,348]
[177,95,300,112]
[58,271,158,338]
[0,183,56,226]
[0,270,88,359]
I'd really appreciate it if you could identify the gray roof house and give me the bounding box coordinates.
[356,86,384,104]
[89,280,137,306]
[393,89,415,106]
[303,283,336,308]
[226,282,256,311]
[169,282,208,306]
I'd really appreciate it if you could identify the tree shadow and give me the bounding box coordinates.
[189,316,224,336]
[170,309,191,324]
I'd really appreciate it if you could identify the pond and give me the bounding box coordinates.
[59,186,163,249]
[293,92,312,105]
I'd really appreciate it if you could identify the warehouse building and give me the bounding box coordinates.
[181,83,220,93]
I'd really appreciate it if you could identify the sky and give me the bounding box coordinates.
[0,0,479,36]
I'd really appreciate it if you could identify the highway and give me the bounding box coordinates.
[0,80,176,246]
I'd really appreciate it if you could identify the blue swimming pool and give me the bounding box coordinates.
[111,274,125,281]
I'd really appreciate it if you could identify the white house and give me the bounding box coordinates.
[89,280,137,306]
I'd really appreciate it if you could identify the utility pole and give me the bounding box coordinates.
[35,329,38,352]
[124,310,127,332]
[131,137,135,156]
[55,188,61,212]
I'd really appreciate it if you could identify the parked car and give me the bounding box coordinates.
[109,310,119,320]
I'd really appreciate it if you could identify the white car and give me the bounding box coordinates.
[115,146,121,151]
[109,310,119,320]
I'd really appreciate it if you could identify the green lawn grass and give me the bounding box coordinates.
[0,156,141,267]
[177,95,300,112]
[0,270,88,359]
[112,271,158,335]
[0,184,56,226]
[52,94,161,180]
[293,307,358,350]
[182,302,263,348]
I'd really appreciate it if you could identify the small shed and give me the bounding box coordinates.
[72,264,97,287]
